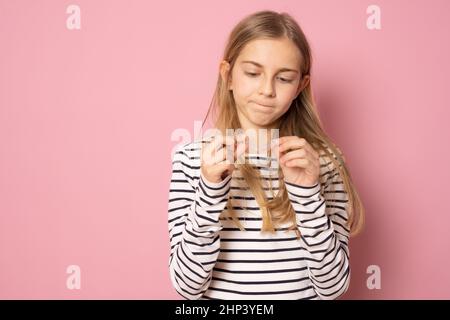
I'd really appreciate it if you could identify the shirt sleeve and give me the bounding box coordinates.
[284,158,351,300]
[167,145,232,299]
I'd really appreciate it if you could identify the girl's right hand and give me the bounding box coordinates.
[200,133,249,183]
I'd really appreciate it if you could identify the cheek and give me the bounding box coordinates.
[274,88,297,108]
[283,85,301,102]
[279,85,298,99]
[234,76,259,98]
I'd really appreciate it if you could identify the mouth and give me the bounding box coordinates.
[252,101,274,108]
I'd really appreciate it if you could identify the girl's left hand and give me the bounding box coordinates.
[271,136,320,187]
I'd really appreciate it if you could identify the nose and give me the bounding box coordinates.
[258,75,275,97]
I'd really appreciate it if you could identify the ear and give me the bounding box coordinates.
[219,60,233,90]
[295,74,310,98]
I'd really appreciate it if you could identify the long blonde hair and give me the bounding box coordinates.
[200,10,364,238]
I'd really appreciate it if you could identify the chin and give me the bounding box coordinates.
[250,117,277,128]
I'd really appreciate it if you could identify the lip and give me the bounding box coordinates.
[252,101,274,108]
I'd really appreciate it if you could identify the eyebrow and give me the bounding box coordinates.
[240,60,299,73]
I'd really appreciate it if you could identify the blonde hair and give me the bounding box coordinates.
[200,10,364,238]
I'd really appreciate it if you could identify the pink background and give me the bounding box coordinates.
[1,0,449,299]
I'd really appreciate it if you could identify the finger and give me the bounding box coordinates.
[280,148,307,164]
[281,146,319,163]
[278,138,305,154]
[284,151,319,169]
[284,158,310,168]
[201,137,216,164]
[215,135,238,164]
[202,145,227,165]
[216,159,236,169]
[201,136,219,156]
[206,134,229,152]
[209,134,225,153]
[217,135,236,153]
[217,146,237,165]
[271,136,293,157]
[203,134,233,158]
[279,138,319,159]
[302,142,320,160]
[221,135,238,164]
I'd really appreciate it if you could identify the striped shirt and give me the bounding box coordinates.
[167,139,351,300]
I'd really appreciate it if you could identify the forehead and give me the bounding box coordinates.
[237,38,302,70]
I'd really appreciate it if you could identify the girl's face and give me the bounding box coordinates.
[222,37,310,131]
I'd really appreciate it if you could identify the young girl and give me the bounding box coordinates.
[167,10,364,300]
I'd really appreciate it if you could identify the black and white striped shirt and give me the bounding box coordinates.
[167,139,350,300]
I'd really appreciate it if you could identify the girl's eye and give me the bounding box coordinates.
[244,72,293,83]
[279,78,293,83]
